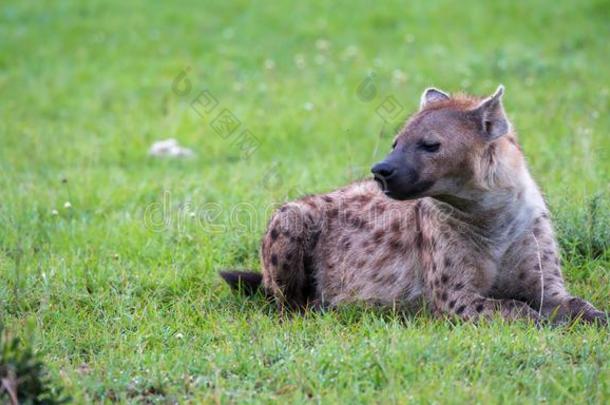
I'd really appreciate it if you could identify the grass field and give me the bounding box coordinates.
[1,0,609,403]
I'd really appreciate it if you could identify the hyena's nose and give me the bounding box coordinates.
[371,162,396,179]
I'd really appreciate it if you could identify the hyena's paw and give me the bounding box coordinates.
[565,297,608,326]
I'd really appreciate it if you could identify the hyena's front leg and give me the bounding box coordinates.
[515,260,608,325]
[509,217,607,325]
[425,259,540,323]
[522,275,607,325]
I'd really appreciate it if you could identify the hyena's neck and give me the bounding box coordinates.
[433,159,547,254]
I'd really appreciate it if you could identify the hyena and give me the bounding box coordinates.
[221,85,607,324]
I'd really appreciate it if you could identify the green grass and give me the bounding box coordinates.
[1,0,609,402]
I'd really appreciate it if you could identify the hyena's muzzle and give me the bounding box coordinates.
[371,150,434,200]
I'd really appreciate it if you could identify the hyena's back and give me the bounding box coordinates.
[260,180,423,309]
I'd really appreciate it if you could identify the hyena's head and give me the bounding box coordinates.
[372,85,517,201]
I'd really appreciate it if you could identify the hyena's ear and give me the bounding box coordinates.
[420,87,450,109]
[473,85,510,140]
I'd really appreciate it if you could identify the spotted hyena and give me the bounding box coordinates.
[221,85,607,325]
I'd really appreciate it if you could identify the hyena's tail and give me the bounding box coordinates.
[219,270,263,296]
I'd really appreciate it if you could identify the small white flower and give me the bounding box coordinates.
[392,69,407,84]
[264,59,275,70]
[304,102,314,111]
[342,45,358,59]
[315,38,330,51]
[189,212,196,218]
[175,332,184,339]
[64,201,72,209]
[294,54,305,69]
[51,209,59,216]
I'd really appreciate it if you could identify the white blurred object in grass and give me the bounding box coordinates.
[148,138,194,158]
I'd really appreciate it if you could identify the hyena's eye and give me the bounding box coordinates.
[391,139,397,150]
[418,140,441,153]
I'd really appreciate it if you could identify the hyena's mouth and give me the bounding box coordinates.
[373,174,389,192]
[377,179,436,201]
[373,175,405,199]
